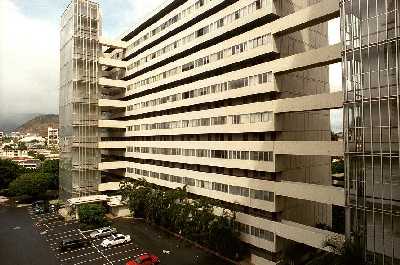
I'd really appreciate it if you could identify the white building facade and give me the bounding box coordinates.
[91,0,345,263]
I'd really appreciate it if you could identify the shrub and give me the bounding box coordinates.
[0,159,25,190]
[77,203,108,229]
[8,172,50,198]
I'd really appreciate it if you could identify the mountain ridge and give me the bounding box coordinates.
[15,114,59,137]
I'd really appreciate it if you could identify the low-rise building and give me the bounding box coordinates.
[12,157,41,170]
[0,149,30,159]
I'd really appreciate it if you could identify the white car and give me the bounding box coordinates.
[100,234,131,248]
[89,227,117,239]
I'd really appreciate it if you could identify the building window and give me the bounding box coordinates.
[182,62,194,72]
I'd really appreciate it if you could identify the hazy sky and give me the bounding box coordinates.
[0,0,341,116]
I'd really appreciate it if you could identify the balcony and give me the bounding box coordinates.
[270,0,339,36]
[126,33,278,96]
[275,181,345,206]
[235,212,344,253]
[126,75,277,117]
[98,182,121,192]
[71,96,98,104]
[98,161,128,170]
[98,57,128,69]
[126,0,279,76]
[98,120,126,129]
[98,99,126,109]
[99,37,127,50]
[99,77,127,89]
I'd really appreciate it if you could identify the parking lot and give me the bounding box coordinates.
[29,207,146,265]
[25,205,233,265]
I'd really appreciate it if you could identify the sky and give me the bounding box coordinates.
[0,0,166,115]
[0,0,341,118]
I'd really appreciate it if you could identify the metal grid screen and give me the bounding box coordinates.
[60,0,101,199]
[341,0,400,263]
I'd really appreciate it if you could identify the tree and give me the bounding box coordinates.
[208,209,243,259]
[8,172,50,198]
[77,203,108,228]
[35,154,46,161]
[17,142,27,150]
[120,178,244,259]
[40,159,59,189]
[0,159,25,190]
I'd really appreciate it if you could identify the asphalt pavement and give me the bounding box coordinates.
[0,205,59,265]
[0,204,233,265]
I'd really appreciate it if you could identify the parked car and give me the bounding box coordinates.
[126,253,160,265]
[89,227,117,239]
[59,238,89,251]
[100,234,131,248]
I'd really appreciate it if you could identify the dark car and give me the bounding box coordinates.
[126,253,160,265]
[59,239,89,251]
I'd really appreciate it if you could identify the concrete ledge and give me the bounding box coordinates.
[273,44,341,74]
[99,77,127,88]
[98,161,128,170]
[99,37,127,49]
[271,0,340,36]
[98,120,126,128]
[98,99,126,108]
[276,181,345,206]
[274,92,343,113]
[98,57,128,69]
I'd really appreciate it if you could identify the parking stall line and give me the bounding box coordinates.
[80,229,113,265]
[104,247,140,259]
[105,253,143,265]
[59,251,98,262]
[28,208,147,265]
[78,228,96,233]
[71,256,104,265]
[37,216,64,223]
[44,222,78,231]
[43,220,73,226]
[56,246,94,256]
[49,236,85,247]
[45,231,77,239]
[45,231,81,241]
[94,242,137,253]
[47,229,79,237]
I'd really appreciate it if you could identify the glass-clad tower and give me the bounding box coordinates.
[59,0,101,199]
[341,0,400,263]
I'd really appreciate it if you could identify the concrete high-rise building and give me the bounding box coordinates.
[47,127,59,147]
[59,0,102,199]
[88,0,347,263]
[341,0,400,263]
